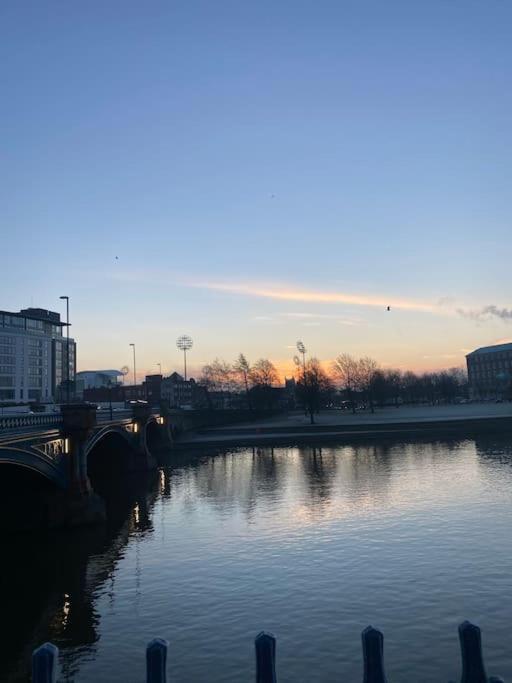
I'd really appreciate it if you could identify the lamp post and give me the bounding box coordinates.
[59,296,70,403]
[296,340,307,379]
[156,362,162,375]
[108,378,113,420]
[176,336,193,381]
[129,343,136,389]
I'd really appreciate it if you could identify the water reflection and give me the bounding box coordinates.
[3,436,512,682]
[1,472,158,682]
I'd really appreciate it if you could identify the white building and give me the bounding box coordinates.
[0,308,76,404]
[75,370,122,397]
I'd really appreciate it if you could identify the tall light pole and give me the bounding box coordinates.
[59,296,70,403]
[156,362,162,375]
[176,335,193,381]
[296,340,307,378]
[129,343,136,388]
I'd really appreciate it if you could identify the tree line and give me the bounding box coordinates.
[199,355,280,410]
[195,353,468,419]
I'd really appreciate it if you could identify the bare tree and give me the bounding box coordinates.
[199,358,234,408]
[233,353,252,408]
[249,358,279,410]
[250,358,278,387]
[357,356,379,413]
[296,358,333,424]
[331,353,359,413]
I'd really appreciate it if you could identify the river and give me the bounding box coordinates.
[3,435,512,681]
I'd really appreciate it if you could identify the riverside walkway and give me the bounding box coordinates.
[176,402,512,447]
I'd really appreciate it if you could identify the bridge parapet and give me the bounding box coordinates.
[0,413,62,431]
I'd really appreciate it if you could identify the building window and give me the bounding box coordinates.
[26,319,44,330]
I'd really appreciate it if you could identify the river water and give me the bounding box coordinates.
[3,435,512,682]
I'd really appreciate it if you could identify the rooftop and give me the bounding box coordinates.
[0,308,68,326]
[466,342,512,357]
[76,370,123,377]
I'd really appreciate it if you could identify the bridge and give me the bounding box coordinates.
[0,403,173,530]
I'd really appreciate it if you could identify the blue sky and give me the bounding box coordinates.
[2,1,511,379]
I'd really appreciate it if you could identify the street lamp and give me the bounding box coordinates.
[176,335,193,381]
[59,296,70,403]
[156,362,162,375]
[129,343,136,387]
[296,340,307,377]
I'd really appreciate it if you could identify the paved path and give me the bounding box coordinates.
[176,402,512,447]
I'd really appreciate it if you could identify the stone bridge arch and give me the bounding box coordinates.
[0,447,67,489]
[86,425,141,491]
[0,447,67,530]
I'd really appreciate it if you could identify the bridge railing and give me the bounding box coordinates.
[96,409,133,423]
[0,413,63,431]
[0,408,146,432]
[31,621,504,682]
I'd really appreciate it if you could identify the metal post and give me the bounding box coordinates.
[33,642,58,683]
[255,631,277,683]
[176,336,193,382]
[146,638,168,683]
[362,626,388,683]
[130,343,136,389]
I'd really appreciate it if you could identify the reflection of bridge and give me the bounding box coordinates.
[0,403,173,529]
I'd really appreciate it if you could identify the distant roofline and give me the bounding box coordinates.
[76,370,123,376]
[0,308,68,326]
[466,342,512,357]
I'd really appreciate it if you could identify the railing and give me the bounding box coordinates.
[31,621,504,682]
[96,409,133,423]
[0,413,62,431]
[0,409,138,432]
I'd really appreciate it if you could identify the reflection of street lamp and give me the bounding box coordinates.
[176,336,193,381]
[129,344,136,387]
[59,296,70,403]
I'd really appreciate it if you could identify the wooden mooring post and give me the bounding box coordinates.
[31,621,504,682]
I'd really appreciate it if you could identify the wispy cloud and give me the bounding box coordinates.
[106,269,450,316]
[282,312,365,326]
[190,280,439,313]
[457,305,512,323]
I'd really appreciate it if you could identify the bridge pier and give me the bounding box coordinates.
[60,404,106,527]
[131,403,159,469]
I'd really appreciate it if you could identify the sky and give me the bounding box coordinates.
[2,0,512,381]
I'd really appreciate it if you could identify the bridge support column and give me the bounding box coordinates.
[60,404,106,526]
[131,403,158,469]
[159,400,176,444]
